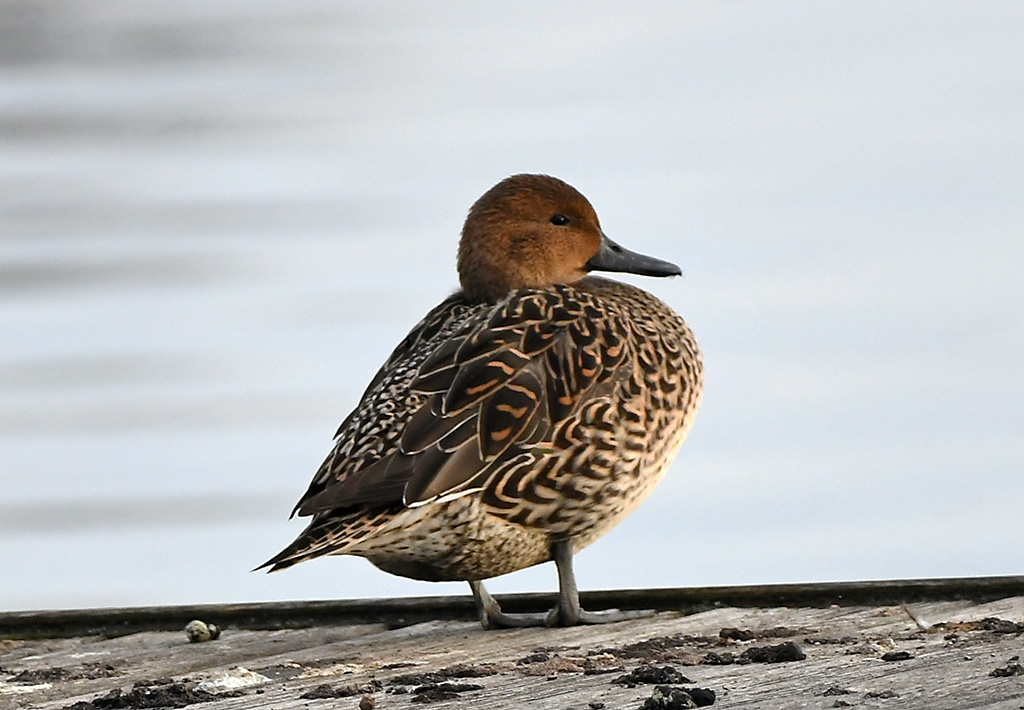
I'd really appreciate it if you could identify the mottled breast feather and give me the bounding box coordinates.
[293,275,701,540]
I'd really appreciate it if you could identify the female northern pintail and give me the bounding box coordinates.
[260,174,703,628]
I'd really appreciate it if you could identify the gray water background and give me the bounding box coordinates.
[1,1,1022,611]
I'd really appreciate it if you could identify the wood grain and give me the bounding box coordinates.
[3,586,1024,709]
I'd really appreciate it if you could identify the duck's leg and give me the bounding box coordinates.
[468,540,654,629]
[548,538,653,625]
[468,579,551,629]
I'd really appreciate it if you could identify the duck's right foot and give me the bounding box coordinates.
[469,580,552,628]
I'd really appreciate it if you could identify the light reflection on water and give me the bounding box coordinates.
[2,2,1022,612]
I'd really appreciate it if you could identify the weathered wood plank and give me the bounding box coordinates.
[3,593,1024,709]
[3,575,1023,639]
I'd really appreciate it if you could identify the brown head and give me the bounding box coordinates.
[457,174,681,302]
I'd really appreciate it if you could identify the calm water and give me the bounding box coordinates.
[2,1,1022,611]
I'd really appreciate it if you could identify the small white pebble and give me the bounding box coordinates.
[0,681,53,695]
[196,667,270,693]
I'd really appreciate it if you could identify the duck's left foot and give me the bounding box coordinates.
[547,606,655,626]
[546,538,656,626]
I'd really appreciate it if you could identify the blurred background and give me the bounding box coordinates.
[1,1,1022,612]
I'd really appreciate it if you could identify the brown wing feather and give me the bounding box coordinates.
[294,285,629,518]
[289,293,478,516]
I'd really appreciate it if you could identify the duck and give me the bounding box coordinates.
[259,174,703,628]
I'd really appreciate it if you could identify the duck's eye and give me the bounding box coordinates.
[550,213,570,226]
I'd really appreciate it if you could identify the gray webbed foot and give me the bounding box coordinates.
[469,580,551,629]
[468,540,655,629]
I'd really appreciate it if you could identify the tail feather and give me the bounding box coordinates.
[254,521,348,572]
[255,507,399,573]
[254,535,317,573]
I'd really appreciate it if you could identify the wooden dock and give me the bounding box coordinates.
[2,576,1023,709]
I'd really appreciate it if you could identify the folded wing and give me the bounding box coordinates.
[294,285,630,519]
